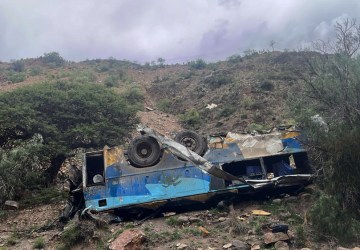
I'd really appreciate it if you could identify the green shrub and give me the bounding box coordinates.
[157,98,172,113]
[179,108,201,128]
[7,72,26,83]
[250,101,265,110]
[60,222,94,248]
[121,86,145,110]
[104,75,119,87]
[0,81,138,183]
[29,66,43,76]
[219,105,236,117]
[204,70,232,88]
[42,52,65,67]
[33,237,45,249]
[227,54,243,64]
[259,81,274,91]
[0,142,47,204]
[310,193,360,243]
[295,225,306,247]
[11,60,25,72]
[188,59,207,70]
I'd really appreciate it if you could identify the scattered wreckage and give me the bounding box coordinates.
[76,125,312,218]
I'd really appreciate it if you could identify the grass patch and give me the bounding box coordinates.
[166,216,180,226]
[22,187,67,207]
[33,237,45,249]
[59,222,94,249]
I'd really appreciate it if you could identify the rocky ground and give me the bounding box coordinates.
[1,184,359,250]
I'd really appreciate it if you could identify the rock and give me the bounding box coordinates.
[251,245,260,250]
[189,217,202,223]
[353,248,360,250]
[263,232,290,244]
[177,216,189,223]
[223,243,232,249]
[287,230,295,239]
[337,248,351,250]
[4,200,19,210]
[231,240,250,250]
[274,241,289,250]
[279,211,291,219]
[218,217,227,222]
[163,212,176,217]
[300,248,311,250]
[176,243,188,249]
[247,229,255,235]
[272,199,282,204]
[109,229,145,250]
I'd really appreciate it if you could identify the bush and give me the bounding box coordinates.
[42,52,65,67]
[227,54,243,64]
[0,81,138,182]
[0,141,47,204]
[157,98,173,113]
[188,59,207,70]
[310,193,360,243]
[219,105,236,117]
[59,222,94,249]
[29,66,43,76]
[33,237,45,249]
[121,86,144,106]
[259,81,274,91]
[179,108,201,128]
[11,60,25,72]
[104,75,119,87]
[204,70,232,88]
[6,72,26,83]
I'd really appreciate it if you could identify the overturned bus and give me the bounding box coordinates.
[82,126,312,213]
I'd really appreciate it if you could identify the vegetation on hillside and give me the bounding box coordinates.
[294,18,360,243]
[0,81,140,202]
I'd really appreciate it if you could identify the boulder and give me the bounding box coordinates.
[223,243,232,249]
[274,241,289,250]
[337,248,350,250]
[272,199,282,204]
[263,232,289,244]
[109,229,145,250]
[231,240,250,250]
[177,216,189,223]
[176,243,188,249]
[189,216,202,223]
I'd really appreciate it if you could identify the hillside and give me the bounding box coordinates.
[0,51,311,135]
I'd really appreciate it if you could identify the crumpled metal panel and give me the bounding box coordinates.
[139,126,247,184]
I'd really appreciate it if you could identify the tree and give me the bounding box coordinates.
[11,59,25,72]
[269,40,276,51]
[42,52,65,67]
[157,57,165,67]
[0,81,139,182]
[295,18,360,241]
[304,18,360,128]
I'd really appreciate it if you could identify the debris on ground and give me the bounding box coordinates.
[251,210,271,216]
[4,200,19,210]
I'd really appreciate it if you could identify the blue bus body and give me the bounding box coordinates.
[83,131,311,212]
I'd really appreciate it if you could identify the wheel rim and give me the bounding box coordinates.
[181,137,197,151]
[136,142,153,158]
